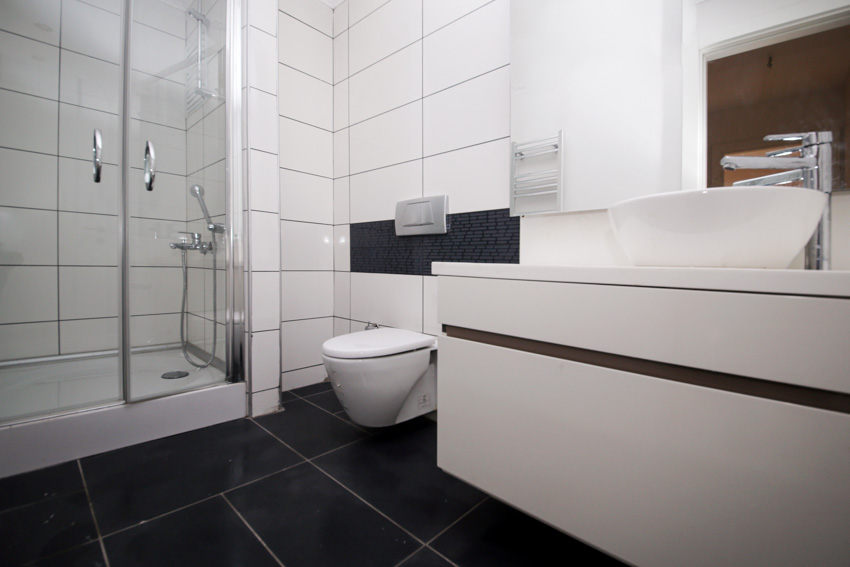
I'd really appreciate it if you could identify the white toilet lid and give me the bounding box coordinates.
[322,328,436,359]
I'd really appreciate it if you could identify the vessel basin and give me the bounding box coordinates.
[608,187,827,268]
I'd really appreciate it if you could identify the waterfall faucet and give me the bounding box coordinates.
[720,131,833,270]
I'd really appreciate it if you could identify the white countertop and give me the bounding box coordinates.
[431,263,850,298]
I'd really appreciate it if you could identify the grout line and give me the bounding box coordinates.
[222,494,286,567]
[76,460,111,567]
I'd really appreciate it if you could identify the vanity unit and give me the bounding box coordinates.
[433,263,850,567]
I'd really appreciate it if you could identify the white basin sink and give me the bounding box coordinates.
[608,187,827,268]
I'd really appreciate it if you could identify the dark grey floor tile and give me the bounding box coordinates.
[103,496,279,567]
[81,419,303,534]
[0,491,97,566]
[255,398,367,458]
[314,418,485,541]
[290,381,333,398]
[26,541,106,567]
[431,498,626,567]
[0,462,83,512]
[307,390,345,414]
[399,548,455,567]
[228,462,419,567]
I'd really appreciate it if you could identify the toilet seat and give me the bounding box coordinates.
[322,328,435,359]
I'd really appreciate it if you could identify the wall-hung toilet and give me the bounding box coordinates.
[321,328,437,427]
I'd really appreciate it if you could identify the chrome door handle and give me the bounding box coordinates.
[92,128,102,183]
[144,140,156,191]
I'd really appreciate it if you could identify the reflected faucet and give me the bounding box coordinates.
[720,131,832,270]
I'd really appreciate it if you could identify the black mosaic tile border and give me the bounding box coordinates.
[350,208,519,276]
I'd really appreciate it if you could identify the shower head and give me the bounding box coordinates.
[190,184,223,233]
[190,184,204,198]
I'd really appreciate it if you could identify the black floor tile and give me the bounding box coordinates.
[314,418,485,541]
[431,498,626,567]
[228,462,419,567]
[26,541,106,567]
[307,390,345,414]
[0,491,97,566]
[255,398,367,458]
[81,419,303,534]
[102,496,279,567]
[399,548,455,567]
[0,462,83,512]
[290,381,333,398]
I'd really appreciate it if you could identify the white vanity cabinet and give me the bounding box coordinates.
[433,263,850,567]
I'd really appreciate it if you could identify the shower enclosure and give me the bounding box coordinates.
[0,0,244,463]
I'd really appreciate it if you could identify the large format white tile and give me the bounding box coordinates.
[0,0,61,45]
[60,50,121,114]
[131,70,186,130]
[250,150,280,213]
[423,137,510,213]
[334,224,350,271]
[348,0,391,26]
[334,271,351,318]
[131,313,180,347]
[249,26,278,95]
[350,272,423,332]
[278,65,333,130]
[334,177,350,224]
[0,208,57,266]
[131,22,184,81]
[129,218,184,267]
[349,159,422,223]
[128,170,186,221]
[129,267,182,315]
[334,129,350,178]
[423,0,508,96]
[334,31,349,83]
[280,317,333,371]
[423,0,491,35]
[0,322,58,361]
[250,211,281,273]
[62,0,121,64]
[334,317,352,336]
[0,90,58,155]
[0,30,59,99]
[251,388,281,417]
[333,1,349,36]
[280,169,333,224]
[280,221,333,271]
[135,0,184,38]
[281,271,334,320]
[130,119,186,176]
[279,0,333,36]
[423,66,509,156]
[334,80,349,130]
[280,117,333,177]
[249,88,280,155]
[202,104,227,169]
[349,101,422,174]
[250,329,281,392]
[250,271,280,332]
[349,41,422,125]
[0,267,58,325]
[248,0,278,36]
[279,12,332,83]
[59,267,118,320]
[0,149,57,210]
[281,364,327,391]
[423,275,440,335]
[59,103,119,165]
[349,0,421,74]
[59,211,118,266]
[59,317,118,354]
[58,158,119,215]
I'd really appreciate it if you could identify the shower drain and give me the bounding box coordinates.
[161,371,190,380]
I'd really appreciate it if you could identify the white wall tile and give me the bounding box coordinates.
[0,208,57,266]
[423,275,440,335]
[349,0,421,74]
[0,149,57,210]
[249,89,280,154]
[333,1,350,36]
[59,103,119,165]
[131,119,186,176]
[0,30,59,99]
[279,0,333,36]
[334,272,351,318]
[423,0,509,96]
[60,318,118,354]
[251,330,281,392]
[423,66,509,156]
[281,317,334,371]
[280,116,333,177]
[129,267,182,316]
[60,50,120,114]
[0,267,57,324]
[281,271,334,320]
[250,271,281,331]
[278,65,333,130]
[59,267,118,320]
[202,103,226,169]
[58,211,118,266]
[348,0,390,27]
[349,41,422,125]
[61,0,121,64]
[350,272,422,331]
[334,224,350,271]
[279,11,333,83]
[333,317,352,336]
[249,27,279,95]
[334,31,349,83]
[251,388,281,416]
[334,129,350,178]
[349,101,422,174]
[423,0,491,36]
[129,170,186,221]
[0,0,61,45]
[280,221,334,270]
[349,159,422,223]
[130,23,184,81]
[250,211,281,272]
[135,0,185,38]
[423,138,510,214]
[129,218,183,267]
[0,323,58,361]
[334,80,349,130]
[249,150,280,213]
[0,90,58,155]
[280,169,333,224]
[333,177,350,224]
[131,71,186,130]
[249,0,279,36]
[131,313,180,347]
[281,364,327,391]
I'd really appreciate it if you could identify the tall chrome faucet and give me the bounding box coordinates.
[720,131,832,270]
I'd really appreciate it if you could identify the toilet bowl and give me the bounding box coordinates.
[321,328,437,427]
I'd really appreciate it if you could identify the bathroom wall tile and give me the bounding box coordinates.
[280,317,334,371]
[249,150,280,213]
[251,388,281,417]
[279,0,333,37]
[0,0,61,45]
[249,27,279,96]
[333,31,349,84]
[130,23,184,82]
[334,272,351,318]
[349,0,421,75]
[203,105,227,168]
[334,177,350,225]
[278,65,333,130]
[0,322,59,361]
[280,169,333,224]
[349,159,422,223]
[61,0,121,64]
[334,129,350,178]
[60,50,121,114]
[130,313,181,347]
[249,89,280,155]
[132,119,187,177]
[280,117,333,177]
[423,275,440,335]
[130,71,186,130]
[422,137,510,214]
[129,218,184,267]
[59,318,118,354]
[280,221,333,271]
[349,101,422,174]
[0,30,59,99]
[281,271,334,321]
[350,272,422,332]
[334,224,351,271]
[135,0,184,38]
[349,42,421,125]
[423,0,508,96]
[250,271,281,332]
[251,330,281,392]
[187,120,204,176]
[348,0,391,27]
[250,211,282,272]
[0,149,58,211]
[128,170,186,221]
[423,0,491,36]
[333,1,349,36]
[59,267,118,320]
[0,90,58,155]
[333,317,352,336]
[0,208,58,266]
[279,12,333,83]
[58,211,118,266]
[59,103,119,165]
[194,160,227,219]
[0,267,58,325]
[334,80,349,131]
[249,0,278,36]
[129,267,182,316]
[281,364,327,392]
[423,66,509,156]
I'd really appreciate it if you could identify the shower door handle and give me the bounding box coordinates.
[92,128,102,183]
[144,140,156,191]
